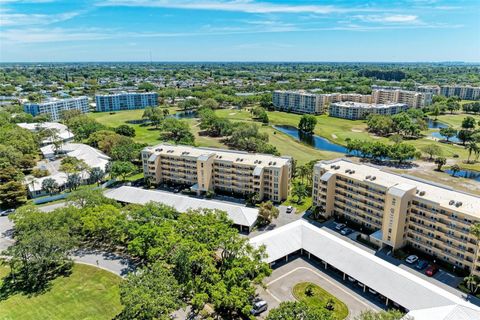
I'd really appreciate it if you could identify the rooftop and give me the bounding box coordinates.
[104,186,258,228]
[144,144,291,169]
[316,159,480,218]
[17,122,74,143]
[331,101,407,109]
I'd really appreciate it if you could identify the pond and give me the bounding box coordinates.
[445,169,480,182]
[427,118,448,129]
[273,125,348,154]
[430,131,461,143]
[172,110,198,119]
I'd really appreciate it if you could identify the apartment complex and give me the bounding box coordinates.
[440,85,480,100]
[23,96,89,121]
[142,144,292,202]
[95,92,158,112]
[416,85,441,95]
[329,102,409,120]
[272,90,324,114]
[312,159,480,275]
[372,89,432,108]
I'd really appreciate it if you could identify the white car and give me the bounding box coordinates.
[286,206,293,213]
[406,255,419,264]
[335,223,346,231]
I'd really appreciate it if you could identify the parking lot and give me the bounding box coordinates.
[249,205,302,238]
[256,257,382,319]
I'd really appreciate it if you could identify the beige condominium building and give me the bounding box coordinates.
[142,144,292,202]
[329,102,409,120]
[372,89,432,108]
[440,85,480,100]
[312,159,480,275]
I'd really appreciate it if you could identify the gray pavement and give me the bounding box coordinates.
[71,249,135,277]
[37,201,67,212]
[0,216,14,253]
[257,257,380,319]
[249,205,303,238]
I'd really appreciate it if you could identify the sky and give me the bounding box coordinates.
[0,0,479,62]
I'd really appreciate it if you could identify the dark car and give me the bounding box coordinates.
[0,209,14,217]
[425,265,439,277]
[416,260,428,270]
[340,227,353,236]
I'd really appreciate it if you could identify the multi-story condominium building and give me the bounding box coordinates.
[372,89,432,108]
[23,96,89,121]
[142,144,292,202]
[273,90,324,114]
[416,85,440,95]
[312,159,480,275]
[329,102,409,120]
[95,92,159,112]
[440,85,480,100]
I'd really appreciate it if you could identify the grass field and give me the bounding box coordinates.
[0,264,122,320]
[292,282,349,320]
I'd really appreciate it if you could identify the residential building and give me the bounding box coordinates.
[440,85,480,100]
[372,89,432,108]
[416,85,440,95]
[142,144,292,202]
[312,159,480,275]
[272,90,324,114]
[17,122,74,146]
[329,102,409,120]
[23,96,89,121]
[95,92,158,112]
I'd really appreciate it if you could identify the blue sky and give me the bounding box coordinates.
[0,0,479,62]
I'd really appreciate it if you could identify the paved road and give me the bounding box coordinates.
[0,216,14,253]
[37,201,67,212]
[249,205,303,238]
[257,257,380,319]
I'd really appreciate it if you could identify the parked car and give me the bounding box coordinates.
[416,260,429,270]
[250,300,268,315]
[405,255,419,264]
[335,223,346,231]
[286,206,293,214]
[0,209,14,217]
[340,227,353,236]
[425,265,439,277]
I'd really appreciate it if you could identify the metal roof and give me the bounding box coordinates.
[250,220,479,313]
[104,186,258,228]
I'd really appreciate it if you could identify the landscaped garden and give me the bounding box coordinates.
[0,264,122,320]
[292,282,349,320]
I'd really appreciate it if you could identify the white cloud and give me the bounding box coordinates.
[0,28,111,43]
[355,14,419,24]
[0,9,84,27]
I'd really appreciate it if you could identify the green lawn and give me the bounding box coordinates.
[292,282,349,320]
[0,264,122,320]
[281,195,312,213]
[435,113,480,128]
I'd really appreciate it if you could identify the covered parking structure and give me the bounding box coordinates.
[105,186,258,232]
[249,220,480,319]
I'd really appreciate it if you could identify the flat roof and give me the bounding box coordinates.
[143,144,291,169]
[250,220,479,313]
[316,159,480,218]
[104,186,258,228]
[331,101,407,109]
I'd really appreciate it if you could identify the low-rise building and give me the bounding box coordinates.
[312,159,480,276]
[17,122,74,146]
[23,96,89,121]
[372,89,432,108]
[142,144,292,203]
[95,92,158,112]
[440,85,480,100]
[329,102,409,120]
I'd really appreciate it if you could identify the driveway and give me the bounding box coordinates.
[0,216,14,253]
[257,257,380,319]
[249,205,302,238]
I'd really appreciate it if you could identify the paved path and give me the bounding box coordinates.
[37,201,67,212]
[257,257,380,319]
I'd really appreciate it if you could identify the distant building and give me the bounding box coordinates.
[95,92,158,112]
[372,89,432,108]
[416,85,440,95]
[272,90,324,114]
[23,96,89,121]
[329,102,409,120]
[142,144,292,203]
[440,85,480,100]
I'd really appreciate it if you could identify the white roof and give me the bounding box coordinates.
[250,220,480,313]
[104,186,258,228]
[406,304,480,320]
[57,143,110,171]
[27,172,68,192]
[17,122,74,143]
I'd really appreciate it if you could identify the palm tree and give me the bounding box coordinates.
[450,164,461,177]
[464,274,480,295]
[296,165,309,184]
[466,142,479,163]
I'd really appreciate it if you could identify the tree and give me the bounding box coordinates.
[81,204,126,245]
[60,156,89,175]
[258,201,279,225]
[450,164,461,177]
[138,82,157,92]
[434,157,447,171]
[464,275,480,295]
[119,262,183,320]
[446,97,460,114]
[420,144,442,160]
[143,106,165,129]
[115,124,136,137]
[430,105,440,120]
[388,143,419,164]
[439,127,457,142]
[67,188,120,208]
[89,167,105,185]
[291,181,309,204]
[266,301,333,320]
[299,115,317,133]
[42,177,59,195]
[160,118,195,145]
[466,142,479,163]
[110,161,136,181]
[66,173,82,191]
[354,310,405,320]
[0,181,27,207]
[202,98,219,109]
[458,129,473,145]
[462,116,477,130]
